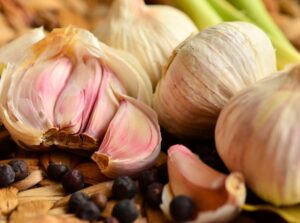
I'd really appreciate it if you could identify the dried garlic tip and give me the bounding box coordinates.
[94,0,197,86]
[153,22,277,139]
[160,145,246,222]
[0,27,161,177]
[216,64,300,205]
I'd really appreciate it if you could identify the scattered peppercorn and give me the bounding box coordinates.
[112,199,138,223]
[8,159,29,181]
[112,176,137,200]
[0,164,15,187]
[145,182,163,208]
[90,192,107,211]
[67,191,90,213]
[138,168,159,192]
[170,195,197,222]
[104,217,120,223]
[75,201,100,220]
[62,169,85,193]
[47,163,69,182]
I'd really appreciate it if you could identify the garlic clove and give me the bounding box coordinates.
[94,0,197,86]
[153,22,277,139]
[0,28,45,64]
[165,145,246,222]
[83,65,127,146]
[92,95,161,178]
[54,57,102,135]
[215,64,300,205]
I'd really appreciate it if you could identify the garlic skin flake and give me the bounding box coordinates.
[153,22,276,139]
[216,64,300,206]
[161,145,246,222]
[94,0,197,86]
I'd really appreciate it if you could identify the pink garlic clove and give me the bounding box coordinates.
[92,96,161,178]
[164,145,246,222]
[83,65,127,146]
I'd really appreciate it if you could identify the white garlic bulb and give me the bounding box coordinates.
[93,0,197,86]
[153,22,276,138]
[216,64,300,206]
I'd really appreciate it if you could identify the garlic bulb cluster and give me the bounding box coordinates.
[93,0,197,86]
[0,27,161,177]
[161,145,246,222]
[216,64,300,206]
[153,22,277,138]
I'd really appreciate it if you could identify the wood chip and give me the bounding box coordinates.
[12,170,43,191]
[18,196,63,204]
[38,179,60,187]
[146,206,170,223]
[20,214,88,223]
[18,185,65,198]
[101,200,116,218]
[0,187,18,216]
[54,181,113,208]
[9,200,54,223]
[47,207,67,216]
[74,162,109,185]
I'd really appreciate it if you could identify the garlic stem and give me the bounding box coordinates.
[174,0,222,29]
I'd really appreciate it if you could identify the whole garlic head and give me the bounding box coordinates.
[0,27,161,177]
[153,22,276,138]
[94,0,197,86]
[216,64,300,206]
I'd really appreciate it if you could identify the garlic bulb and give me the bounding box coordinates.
[0,27,161,177]
[153,22,276,138]
[93,0,197,86]
[161,145,246,222]
[216,64,300,206]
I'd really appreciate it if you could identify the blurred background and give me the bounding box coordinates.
[0,0,300,49]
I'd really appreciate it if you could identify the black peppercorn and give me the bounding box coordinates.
[0,164,15,187]
[8,159,29,181]
[112,176,137,200]
[145,182,163,208]
[67,191,90,213]
[90,192,107,211]
[138,168,159,193]
[62,169,85,193]
[75,201,100,220]
[170,195,197,222]
[47,163,69,182]
[112,199,138,223]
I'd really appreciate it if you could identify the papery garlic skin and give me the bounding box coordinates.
[163,145,246,222]
[153,22,276,138]
[94,0,197,86]
[216,65,300,206]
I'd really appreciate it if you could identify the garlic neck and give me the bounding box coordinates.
[110,0,146,18]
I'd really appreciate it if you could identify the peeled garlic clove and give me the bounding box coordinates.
[164,145,246,222]
[94,0,197,86]
[0,27,154,152]
[215,64,300,206]
[92,96,161,178]
[153,22,277,139]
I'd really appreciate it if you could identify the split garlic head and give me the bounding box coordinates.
[0,27,161,177]
[216,64,300,205]
[153,22,276,139]
[94,0,197,86]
